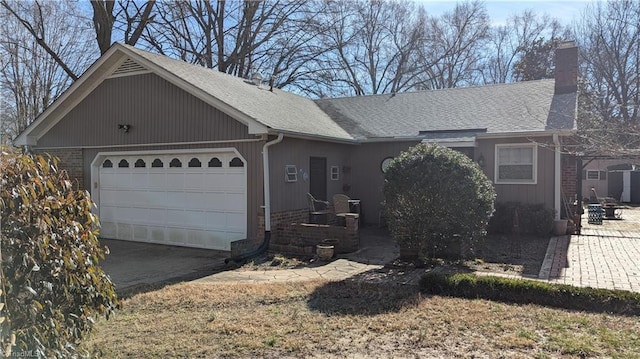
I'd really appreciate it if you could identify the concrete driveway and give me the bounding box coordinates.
[99,239,229,291]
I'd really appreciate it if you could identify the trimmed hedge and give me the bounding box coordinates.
[487,202,555,236]
[420,272,640,316]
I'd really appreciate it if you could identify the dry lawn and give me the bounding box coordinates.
[82,279,640,358]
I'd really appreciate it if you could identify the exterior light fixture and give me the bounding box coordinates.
[118,124,131,133]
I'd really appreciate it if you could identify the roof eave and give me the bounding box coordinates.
[268,129,355,144]
[477,129,576,139]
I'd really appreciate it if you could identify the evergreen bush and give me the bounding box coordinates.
[0,149,118,358]
[383,144,496,258]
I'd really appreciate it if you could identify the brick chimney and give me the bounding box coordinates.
[554,41,578,94]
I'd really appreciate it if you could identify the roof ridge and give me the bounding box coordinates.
[314,79,555,102]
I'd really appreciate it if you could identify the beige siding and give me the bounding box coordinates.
[477,137,556,210]
[268,137,352,213]
[350,141,420,224]
[37,73,252,147]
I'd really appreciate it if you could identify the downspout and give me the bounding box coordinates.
[553,134,561,220]
[262,133,284,234]
[226,133,284,263]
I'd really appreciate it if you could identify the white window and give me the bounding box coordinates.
[495,144,537,184]
[285,165,298,182]
[330,166,339,180]
[586,170,600,180]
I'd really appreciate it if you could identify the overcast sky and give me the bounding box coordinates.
[420,0,595,26]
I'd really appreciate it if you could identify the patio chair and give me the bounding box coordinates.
[307,193,330,224]
[333,193,350,225]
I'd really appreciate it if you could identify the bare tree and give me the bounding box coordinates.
[414,0,490,89]
[0,0,94,142]
[251,2,333,93]
[565,0,640,157]
[574,0,639,124]
[90,0,156,55]
[482,10,563,84]
[143,0,307,79]
[304,0,428,97]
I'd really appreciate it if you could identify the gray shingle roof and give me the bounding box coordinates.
[121,44,353,140]
[315,80,577,140]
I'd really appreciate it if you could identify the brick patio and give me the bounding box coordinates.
[539,205,640,292]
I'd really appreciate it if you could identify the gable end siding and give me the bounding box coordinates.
[36,73,253,148]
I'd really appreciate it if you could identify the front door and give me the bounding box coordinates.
[309,157,327,201]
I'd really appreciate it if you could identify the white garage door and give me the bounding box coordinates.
[97,150,246,250]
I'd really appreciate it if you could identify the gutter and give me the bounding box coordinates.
[553,134,561,220]
[226,133,284,263]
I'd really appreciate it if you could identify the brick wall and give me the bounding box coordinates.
[270,214,359,256]
[230,237,264,257]
[561,154,577,218]
[232,207,349,257]
[34,148,84,190]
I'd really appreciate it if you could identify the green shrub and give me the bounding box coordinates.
[420,272,640,315]
[488,202,555,236]
[0,149,118,357]
[383,144,496,259]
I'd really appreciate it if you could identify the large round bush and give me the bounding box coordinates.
[0,149,118,357]
[383,144,496,258]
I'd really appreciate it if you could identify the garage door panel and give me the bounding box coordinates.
[142,208,167,224]
[184,173,204,189]
[205,193,236,210]
[203,173,233,188]
[165,209,191,225]
[148,173,166,187]
[98,150,247,250]
[183,193,209,209]
[179,210,209,227]
[100,172,123,188]
[131,172,148,187]
[139,190,171,209]
[106,190,137,207]
[148,226,166,242]
[100,221,116,238]
[116,223,133,241]
[166,173,184,187]
[163,192,188,208]
[167,227,186,245]
[226,213,247,229]
[224,194,246,211]
[133,225,148,240]
[124,191,152,207]
[98,190,119,206]
[99,206,117,221]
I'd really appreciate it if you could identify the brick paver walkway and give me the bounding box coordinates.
[539,206,640,292]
